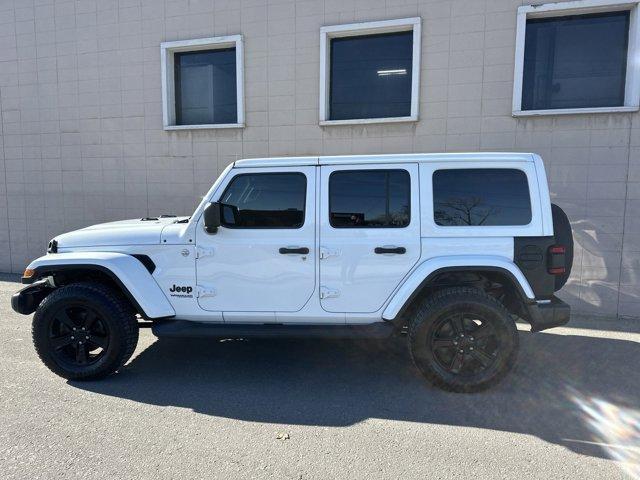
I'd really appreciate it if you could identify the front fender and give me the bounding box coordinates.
[382,255,535,321]
[23,252,176,319]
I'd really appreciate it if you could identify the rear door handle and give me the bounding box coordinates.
[374,246,406,254]
[279,247,309,255]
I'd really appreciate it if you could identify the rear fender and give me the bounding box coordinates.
[382,255,535,321]
[23,252,176,319]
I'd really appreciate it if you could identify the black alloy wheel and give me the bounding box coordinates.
[48,305,110,368]
[429,312,498,376]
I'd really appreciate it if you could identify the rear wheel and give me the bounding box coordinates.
[32,283,139,380]
[409,287,518,393]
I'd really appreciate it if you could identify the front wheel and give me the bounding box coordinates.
[408,287,518,393]
[32,283,139,380]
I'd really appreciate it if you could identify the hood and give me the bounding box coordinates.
[54,217,189,249]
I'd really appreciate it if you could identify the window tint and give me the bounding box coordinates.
[220,173,306,228]
[330,170,410,228]
[330,31,413,120]
[522,12,629,111]
[175,48,237,125]
[433,169,532,227]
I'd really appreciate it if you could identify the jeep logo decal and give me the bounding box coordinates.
[169,284,193,297]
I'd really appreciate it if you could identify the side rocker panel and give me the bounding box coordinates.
[382,255,536,321]
[24,252,176,319]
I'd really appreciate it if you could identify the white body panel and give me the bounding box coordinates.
[36,153,552,325]
[382,238,535,320]
[25,252,176,319]
[318,163,421,313]
[195,166,317,313]
[55,217,183,248]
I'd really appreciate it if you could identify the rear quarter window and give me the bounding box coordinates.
[433,168,532,227]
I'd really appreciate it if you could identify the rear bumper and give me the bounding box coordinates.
[525,296,570,332]
[11,280,53,315]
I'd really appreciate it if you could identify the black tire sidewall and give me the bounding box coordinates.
[410,290,518,392]
[32,284,137,380]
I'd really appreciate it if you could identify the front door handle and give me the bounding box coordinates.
[374,246,406,255]
[279,247,309,255]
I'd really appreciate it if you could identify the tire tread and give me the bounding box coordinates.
[408,286,518,393]
[32,282,139,380]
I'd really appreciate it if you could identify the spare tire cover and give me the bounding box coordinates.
[551,203,574,291]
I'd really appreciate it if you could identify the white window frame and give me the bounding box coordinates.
[161,36,245,130]
[319,17,421,126]
[512,0,640,117]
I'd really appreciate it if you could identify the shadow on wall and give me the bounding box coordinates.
[73,333,640,476]
[557,213,639,319]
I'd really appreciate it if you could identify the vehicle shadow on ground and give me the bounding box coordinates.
[73,331,639,462]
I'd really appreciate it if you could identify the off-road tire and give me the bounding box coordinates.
[408,287,518,393]
[551,203,574,291]
[32,283,139,380]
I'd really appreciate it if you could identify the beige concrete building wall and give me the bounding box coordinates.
[0,0,639,317]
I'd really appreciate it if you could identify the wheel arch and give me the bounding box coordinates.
[23,252,175,319]
[383,256,535,323]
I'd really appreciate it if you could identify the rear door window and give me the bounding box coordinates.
[329,169,410,228]
[433,169,532,226]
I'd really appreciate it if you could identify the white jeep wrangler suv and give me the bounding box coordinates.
[12,153,573,392]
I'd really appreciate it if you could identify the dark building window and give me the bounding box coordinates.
[433,169,532,227]
[522,11,629,111]
[329,170,410,228]
[329,31,413,120]
[174,48,237,125]
[219,173,306,228]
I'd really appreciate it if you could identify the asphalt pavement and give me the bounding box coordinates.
[1,274,639,479]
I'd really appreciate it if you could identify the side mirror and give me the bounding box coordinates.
[203,202,221,234]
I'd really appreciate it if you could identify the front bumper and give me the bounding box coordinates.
[11,280,53,315]
[525,296,570,332]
